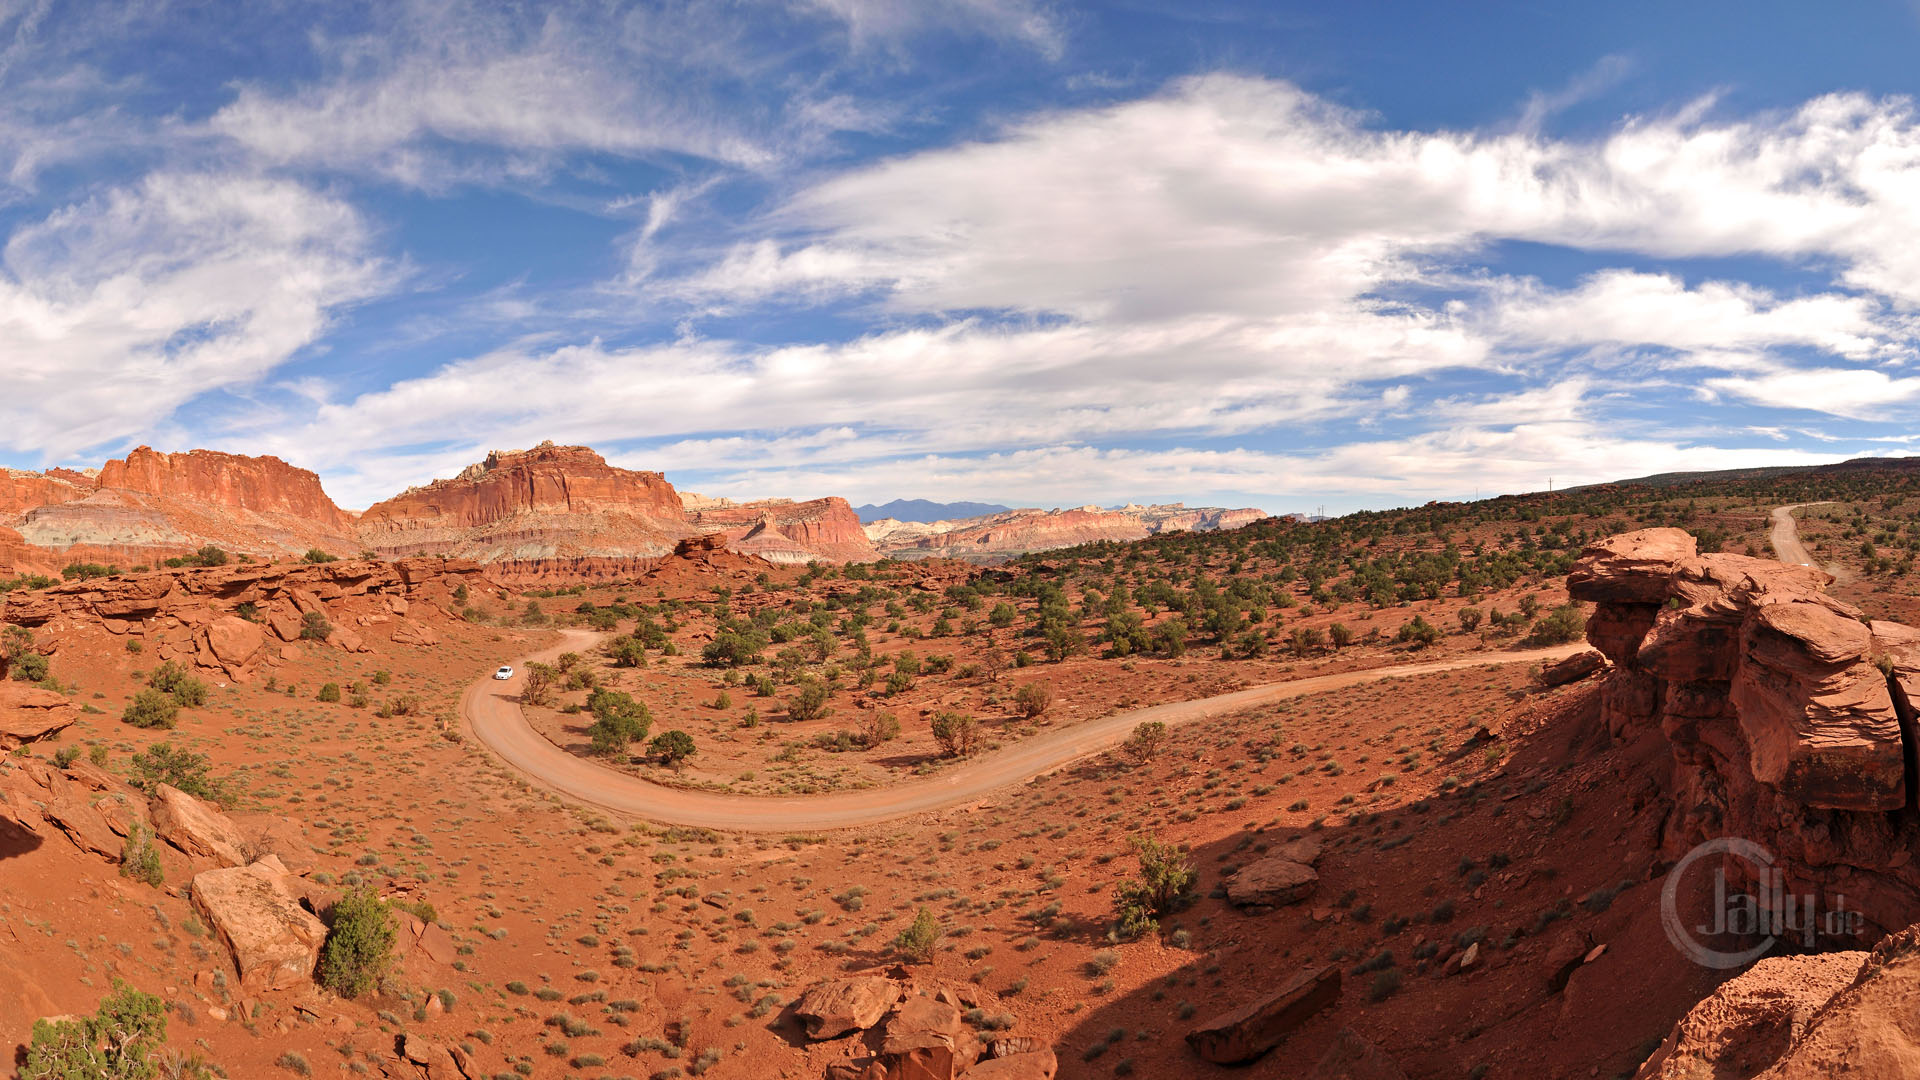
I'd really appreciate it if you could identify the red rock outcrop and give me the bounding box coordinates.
[686,496,878,564]
[1634,922,1920,1079]
[1570,528,1920,938]
[5,447,358,571]
[2,556,492,681]
[867,503,1267,562]
[0,469,91,518]
[357,442,698,564]
[98,447,354,530]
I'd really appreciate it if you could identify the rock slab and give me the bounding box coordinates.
[1186,963,1341,1064]
[191,858,328,992]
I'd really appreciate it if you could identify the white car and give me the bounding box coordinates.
[492,665,514,681]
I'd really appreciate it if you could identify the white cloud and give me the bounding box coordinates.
[1706,368,1920,419]
[637,424,1855,511]
[207,6,776,182]
[799,0,1064,59]
[1484,270,1892,359]
[0,172,392,459]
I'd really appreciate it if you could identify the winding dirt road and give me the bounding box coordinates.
[1770,502,1851,582]
[463,629,1586,831]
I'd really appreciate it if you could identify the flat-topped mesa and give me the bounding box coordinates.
[362,443,686,529]
[97,446,354,530]
[1569,527,1920,937]
[355,442,697,564]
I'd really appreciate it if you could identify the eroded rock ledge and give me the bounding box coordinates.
[1570,528,1920,937]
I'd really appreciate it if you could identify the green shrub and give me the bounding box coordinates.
[930,712,980,757]
[299,610,333,641]
[10,651,49,683]
[122,689,179,730]
[147,661,207,706]
[786,679,831,723]
[894,907,941,962]
[1013,682,1052,719]
[1526,603,1587,646]
[1112,837,1195,941]
[650,730,697,766]
[586,689,652,757]
[302,549,337,564]
[129,742,223,801]
[317,682,341,703]
[318,886,395,998]
[1121,720,1168,765]
[22,980,166,1080]
[120,824,164,887]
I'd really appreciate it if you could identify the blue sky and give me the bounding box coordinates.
[4,1,1920,513]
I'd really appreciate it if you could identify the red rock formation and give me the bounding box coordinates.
[6,447,358,569]
[357,442,697,563]
[97,447,354,530]
[867,503,1267,562]
[1635,924,1920,1079]
[686,497,878,564]
[0,469,92,518]
[1,556,493,681]
[1569,528,1920,938]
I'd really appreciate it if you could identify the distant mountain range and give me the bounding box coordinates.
[853,499,1012,523]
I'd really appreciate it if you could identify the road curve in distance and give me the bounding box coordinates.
[462,629,1587,832]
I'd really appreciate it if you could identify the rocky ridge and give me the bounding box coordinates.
[1568,527,1920,940]
[865,503,1267,562]
[1,556,493,682]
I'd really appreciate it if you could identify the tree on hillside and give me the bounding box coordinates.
[0,623,33,681]
[930,712,981,757]
[586,688,651,757]
[650,729,696,767]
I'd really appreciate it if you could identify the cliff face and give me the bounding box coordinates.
[355,443,696,562]
[685,497,879,565]
[97,447,354,530]
[4,447,359,570]
[866,503,1268,561]
[0,469,92,519]
[1569,528,1920,938]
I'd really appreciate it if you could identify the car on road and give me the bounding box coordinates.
[493,665,514,681]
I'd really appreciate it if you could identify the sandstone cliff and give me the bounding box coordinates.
[3,448,359,573]
[685,496,879,564]
[866,502,1268,561]
[1570,528,1920,938]
[356,442,696,565]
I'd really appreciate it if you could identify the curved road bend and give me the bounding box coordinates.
[1770,502,1851,582]
[463,628,1587,832]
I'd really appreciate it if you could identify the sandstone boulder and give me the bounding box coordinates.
[1540,649,1606,686]
[201,615,265,676]
[795,976,902,1039]
[149,784,252,867]
[1185,964,1340,1065]
[327,626,369,653]
[191,857,328,991]
[400,1033,469,1080]
[264,604,302,643]
[41,792,121,857]
[1567,528,1698,604]
[0,683,78,749]
[876,995,981,1077]
[1227,856,1318,909]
